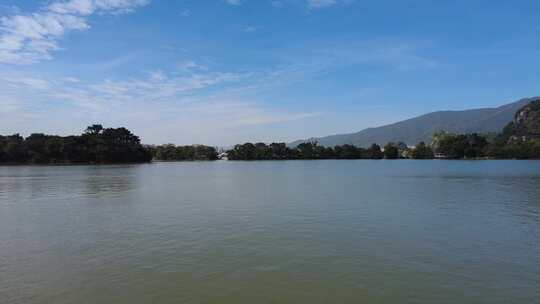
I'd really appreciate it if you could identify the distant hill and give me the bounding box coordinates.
[291,97,539,147]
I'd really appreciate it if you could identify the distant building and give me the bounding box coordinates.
[434,153,447,159]
[401,149,411,159]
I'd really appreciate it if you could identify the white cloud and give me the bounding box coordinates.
[0,67,244,111]
[0,66,320,144]
[62,76,80,83]
[48,0,95,15]
[86,71,243,104]
[48,0,150,15]
[2,75,50,90]
[149,70,167,82]
[0,0,150,64]
[0,37,436,144]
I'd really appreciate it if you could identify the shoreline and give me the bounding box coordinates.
[1,158,539,167]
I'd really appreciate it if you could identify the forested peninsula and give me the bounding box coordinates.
[0,125,219,164]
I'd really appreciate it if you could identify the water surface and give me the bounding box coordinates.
[1,161,540,303]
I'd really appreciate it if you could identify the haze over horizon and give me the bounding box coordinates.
[1,0,539,146]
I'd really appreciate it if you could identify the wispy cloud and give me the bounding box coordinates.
[307,0,337,9]
[0,97,24,114]
[85,54,139,71]
[316,41,438,70]
[270,1,284,8]
[62,76,80,83]
[222,0,352,9]
[182,99,318,123]
[87,71,243,104]
[0,67,242,110]
[0,37,436,144]
[0,0,150,64]
[177,60,208,72]
[0,64,321,144]
[243,26,258,33]
[217,40,437,97]
[0,78,314,147]
[224,0,242,5]
[265,0,353,10]
[179,10,191,17]
[229,111,321,126]
[1,75,50,90]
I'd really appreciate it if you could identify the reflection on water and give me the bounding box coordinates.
[82,166,140,196]
[0,165,141,203]
[1,161,540,304]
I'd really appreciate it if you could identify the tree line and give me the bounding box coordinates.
[227,142,393,160]
[148,144,218,161]
[227,100,540,161]
[2,109,539,164]
[226,131,540,161]
[0,125,222,164]
[0,124,226,164]
[0,125,152,164]
[419,100,540,159]
[431,127,539,159]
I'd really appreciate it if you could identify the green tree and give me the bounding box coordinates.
[383,143,399,159]
[297,142,318,159]
[410,142,434,159]
[364,143,383,159]
[3,134,27,162]
[85,124,104,135]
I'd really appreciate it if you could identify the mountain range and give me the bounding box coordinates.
[291,97,539,147]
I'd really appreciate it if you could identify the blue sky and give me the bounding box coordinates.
[1,0,539,145]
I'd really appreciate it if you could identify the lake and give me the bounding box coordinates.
[1,160,540,303]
